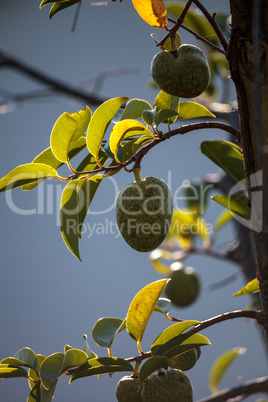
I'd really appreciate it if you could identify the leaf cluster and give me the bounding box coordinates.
[0,280,210,401]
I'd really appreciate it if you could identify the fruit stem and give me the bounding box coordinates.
[170,33,178,52]
[133,167,142,182]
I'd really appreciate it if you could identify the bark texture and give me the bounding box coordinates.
[228,0,268,344]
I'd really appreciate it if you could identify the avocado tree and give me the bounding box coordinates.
[0,0,268,401]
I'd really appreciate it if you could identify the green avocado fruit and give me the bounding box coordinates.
[150,44,210,98]
[165,265,201,307]
[116,177,173,252]
[169,347,201,371]
[115,375,142,402]
[141,369,193,402]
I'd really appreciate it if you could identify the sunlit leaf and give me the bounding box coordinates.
[75,148,108,174]
[49,0,83,19]
[178,102,215,119]
[0,163,58,192]
[213,209,233,232]
[50,106,91,163]
[28,355,46,390]
[83,334,98,359]
[200,141,245,187]
[212,194,250,220]
[1,348,38,370]
[27,380,56,402]
[132,0,167,28]
[92,318,125,348]
[70,357,134,382]
[87,97,128,166]
[40,0,67,7]
[151,321,200,355]
[150,259,171,276]
[120,99,152,120]
[40,353,64,390]
[209,347,246,393]
[22,138,87,191]
[109,119,147,162]
[0,364,28,379]
[126,279,169,346]
[154,91,180,124]
[59,349,88,376]
[139,356,170,382]
[60,174,103,260]
[233,278,260,296]
[153,332,210,359]
[132,133,154,154]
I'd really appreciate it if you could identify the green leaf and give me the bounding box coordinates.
[50,106,91,163]
[212,194,250,220]
[233,278,260,296]
[70,357,134,382]
[91,318,125,348]
[131,134,154,154]
[83,334,98,359]
[86,97,129,165]
[27,380,56,402]
[28,355,46,390]
[40,0,67,7]
[27,381,41,402]
[120,99,152,120]
[109,119,147,162]
[58,349,88,376]
[151,32,181,51]
[151,321,200,356]
[126,279,169,345]
[0,163,58,192]
[154,91,180,124]
[154,109,179,127]
[154,298,171,315]
[60,174,103,260]
[0,364,28,379]
[40,352,64,390]
[139,356,170,382]
[209,347,246,393]
[143,106,157,126]
[178,101,215,119]
[153,332,210,359]
[22,137,87,191]
[49,0,83,18]
[75,148,108,173]
[1,348,38,370]
[213,209,233,232]
[200,140,245,187]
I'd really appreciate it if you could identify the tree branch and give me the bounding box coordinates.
[0,48,109,106]
[196,376,268,402]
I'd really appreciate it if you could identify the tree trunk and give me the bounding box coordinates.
[228,0,268,345]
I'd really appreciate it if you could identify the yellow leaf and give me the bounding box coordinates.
[126,279,169,350]
[109,119,146,163]
[132,0,167,28]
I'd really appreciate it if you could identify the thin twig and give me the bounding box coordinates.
[158,0,193,48]
[196,376,268,402]
[168,18,225,55]
[65,121,240,179]
[192,0,228,52]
